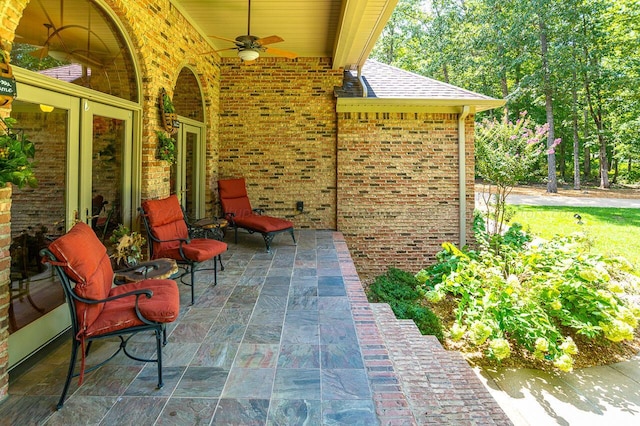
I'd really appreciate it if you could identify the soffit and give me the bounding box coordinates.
[172,0,399,70]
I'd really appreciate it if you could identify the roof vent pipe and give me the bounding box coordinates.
[357,66,368,98]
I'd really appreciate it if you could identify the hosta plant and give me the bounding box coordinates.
[417,231,640,372]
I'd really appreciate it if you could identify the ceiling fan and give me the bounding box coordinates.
[207,0,298,62]
[27,0,112,69]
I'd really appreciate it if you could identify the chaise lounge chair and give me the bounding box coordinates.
[218,178,296,252]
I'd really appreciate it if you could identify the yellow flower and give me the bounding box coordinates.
[469,321,492,346]
[601,319,634,343]
[559,337,578,355]
[489,338,511,361]
[535,337,549,352]
[450,323,466,341]
[553,354,574,372]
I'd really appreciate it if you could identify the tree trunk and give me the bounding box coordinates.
[539,17,557,193]
[583,110,591,179]
[572,72,581,190]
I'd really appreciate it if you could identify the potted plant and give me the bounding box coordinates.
[159,88,179,134]
[156,130,176,164]
[109,224,146,267]
[0,116,37,188]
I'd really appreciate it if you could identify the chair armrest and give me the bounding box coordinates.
[70,287,153,304]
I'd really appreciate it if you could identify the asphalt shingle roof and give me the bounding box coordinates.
[336,59,498,102]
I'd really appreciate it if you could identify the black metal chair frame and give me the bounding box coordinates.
[138,206,224,305]
[226,208,296,253]
[40,248,170,410]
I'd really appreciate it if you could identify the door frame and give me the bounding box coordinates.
[175,118,206,219]
[80,100,134,228]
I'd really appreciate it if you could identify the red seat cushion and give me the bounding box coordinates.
[234,214,294,233]
[84,279,180,338]
[47,222,114,328]
[154,238,227,262]
[141,195,228,262]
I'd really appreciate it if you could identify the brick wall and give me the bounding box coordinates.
[337,112,475,283]
[218,57,343,228]
[0,186,11,400]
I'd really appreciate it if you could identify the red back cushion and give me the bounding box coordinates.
[47,222,114,328]
[141,195,189,257]
[218,178,253,219]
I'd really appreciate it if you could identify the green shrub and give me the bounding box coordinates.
[367,268,444,340]
[391,300,444,341]
[418,233,640,372]
[367,267,423,303]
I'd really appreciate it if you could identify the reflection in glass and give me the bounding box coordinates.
[12,0,138,102]
[9,100,66,333]
[91,115,123,241]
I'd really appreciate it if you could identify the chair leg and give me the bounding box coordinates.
[263,233,275,253]
[289,228,296,245]
[155,328,164,389]
[57,339,80,410]
[189,264,196,305]
[214,257,218,286]
[218,254,224,271]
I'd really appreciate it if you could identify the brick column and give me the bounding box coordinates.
[0,184,12,401]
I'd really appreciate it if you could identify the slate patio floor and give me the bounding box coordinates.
[0,229,508,425]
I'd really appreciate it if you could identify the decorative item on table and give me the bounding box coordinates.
[109,224,146,267]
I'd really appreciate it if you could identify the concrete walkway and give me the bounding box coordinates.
[474,191,640,425]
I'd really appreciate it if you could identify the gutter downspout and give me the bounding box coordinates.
[358,66,367,98]
[458,106,470,248]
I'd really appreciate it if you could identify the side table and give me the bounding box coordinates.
[192,218,228,241]
[114,258,179,283]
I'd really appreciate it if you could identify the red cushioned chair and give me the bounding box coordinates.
[139,195,227,305]
[218,178,296,252]
[40,222,180,410]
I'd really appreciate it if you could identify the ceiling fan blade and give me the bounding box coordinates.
[263,46,298,59]
[208,35,242,45]
[256,35,284,46]
[29,46,49,59]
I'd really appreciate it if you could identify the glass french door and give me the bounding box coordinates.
[8,91,134,369]
[80,101,133,231]
[173,122,205,219]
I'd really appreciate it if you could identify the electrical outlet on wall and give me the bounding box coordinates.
[296,201,304,212]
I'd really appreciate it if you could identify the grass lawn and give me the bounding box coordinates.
[509,205,640,269]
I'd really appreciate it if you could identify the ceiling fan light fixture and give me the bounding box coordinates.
[238,49,259,61]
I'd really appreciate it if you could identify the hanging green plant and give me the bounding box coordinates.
[0,116,37,188]
[156,130,176,164]
[159,88,179,135]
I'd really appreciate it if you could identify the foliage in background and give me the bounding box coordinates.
[416,228,640,372]
[367,268,444,341]
[475,112,551,237]
[0,116,37,188]
[371,0,640,187]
